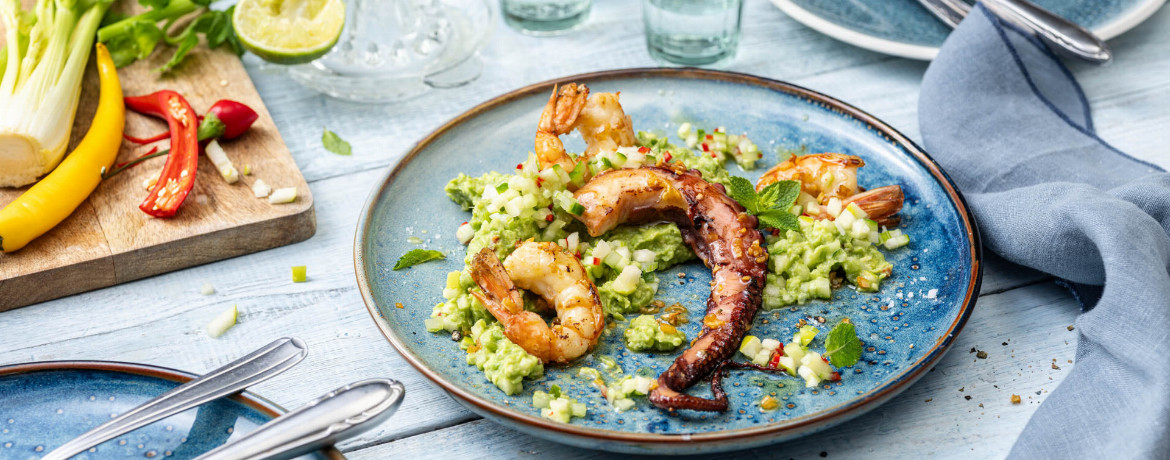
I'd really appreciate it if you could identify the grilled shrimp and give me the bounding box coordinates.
[534,83,636,181]
[574,165,768,412]
[757,153,904,226]
[469,242,604,364]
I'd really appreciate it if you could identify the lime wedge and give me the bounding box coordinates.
[232,0,345,65]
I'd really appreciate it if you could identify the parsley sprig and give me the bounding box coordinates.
[725,176,802,232]
[823,320,863,367]
[98,0,244,73]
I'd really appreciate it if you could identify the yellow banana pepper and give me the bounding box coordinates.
[0,44,124,253]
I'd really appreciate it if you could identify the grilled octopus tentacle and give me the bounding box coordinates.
[573,166,767,412]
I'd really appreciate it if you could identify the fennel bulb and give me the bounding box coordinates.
[0,0,113,187]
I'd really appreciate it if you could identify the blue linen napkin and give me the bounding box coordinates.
[919,4,1169,458]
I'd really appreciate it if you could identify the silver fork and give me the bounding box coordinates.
[916,0,1112,63]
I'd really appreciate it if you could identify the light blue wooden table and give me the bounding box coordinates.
[3,1,1168,458]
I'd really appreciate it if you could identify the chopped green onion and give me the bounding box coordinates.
[206,305,238,338]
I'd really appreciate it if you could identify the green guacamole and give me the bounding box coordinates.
[624,314,686,352]
[763,216,893,309]
[460,320,544,395]
[636,131,732,185]
[587,223,694,316]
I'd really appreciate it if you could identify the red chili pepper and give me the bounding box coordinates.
[207,100,259,140]
[592,257,600,265]
[638,146,650,154]
[535,177,544,188]
[516,163,523,170]
[123,131,172,145]
[768,352,782,369]
[706,134,714,140]
[701,143,709,152]
[544,214,554,222]
[128,91,199,218]
[830,372,841,382]
[663,152,672,162]
[822,356,830,363]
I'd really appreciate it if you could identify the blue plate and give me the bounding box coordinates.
[771,0,1166,60]
[0,361,343,460]
[355,69,981,454]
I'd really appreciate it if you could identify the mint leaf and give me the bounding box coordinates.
[774,180,802,210]
[725,176,759,214]
[393,249,445,270]
[322,129,352,156]
[823,320,863,367]
[756,182,780,210]
[757,209,800,232]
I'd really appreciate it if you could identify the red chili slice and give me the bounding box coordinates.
[129,90,200,218]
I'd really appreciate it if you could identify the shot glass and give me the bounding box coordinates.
[643,0,744,67]
[502,0,592,35]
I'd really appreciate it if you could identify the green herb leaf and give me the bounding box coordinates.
[104,20,163,68]
[725,176,759,214]
[156,32,197,73]
[726,176,802,231]
[823,320,863,367]
[756,209,800,232]
[760,180,801,211]
[138,0,171,10]
[322,128,352,156]
[393,249,446,270]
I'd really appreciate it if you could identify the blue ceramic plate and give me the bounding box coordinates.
[0,361,343,460]
[355,69,981,454]
[771,0,1166,60]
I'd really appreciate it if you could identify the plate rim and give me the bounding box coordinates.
[353,68,983,446]
[0,360,345,460]
[769,0,1167,60]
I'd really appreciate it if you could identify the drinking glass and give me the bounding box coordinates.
[642,0,744,67]
[501,0,592,35]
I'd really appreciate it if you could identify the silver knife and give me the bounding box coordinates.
[43,337,308,460]
[916,0,1112,63]
[194,379,405,460]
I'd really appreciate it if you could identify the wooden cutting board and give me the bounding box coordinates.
[0,18,316,311]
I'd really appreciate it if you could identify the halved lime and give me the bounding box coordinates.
[232,0,346,65]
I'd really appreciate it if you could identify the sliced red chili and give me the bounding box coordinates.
[130,90,200,218]
[768,351,782,369]
[123,131,172,145]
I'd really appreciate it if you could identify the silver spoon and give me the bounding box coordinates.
[917,0,1112,63]
[194,379,405,460]
[43,337,308,460]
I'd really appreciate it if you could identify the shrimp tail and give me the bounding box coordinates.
[535,84,589,173]
[470,248,525,319]
[846,185,903,227]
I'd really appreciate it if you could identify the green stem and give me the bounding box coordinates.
[102,148,170,179]
[96,0,200,42]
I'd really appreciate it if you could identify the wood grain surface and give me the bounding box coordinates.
[0,17,315,310]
